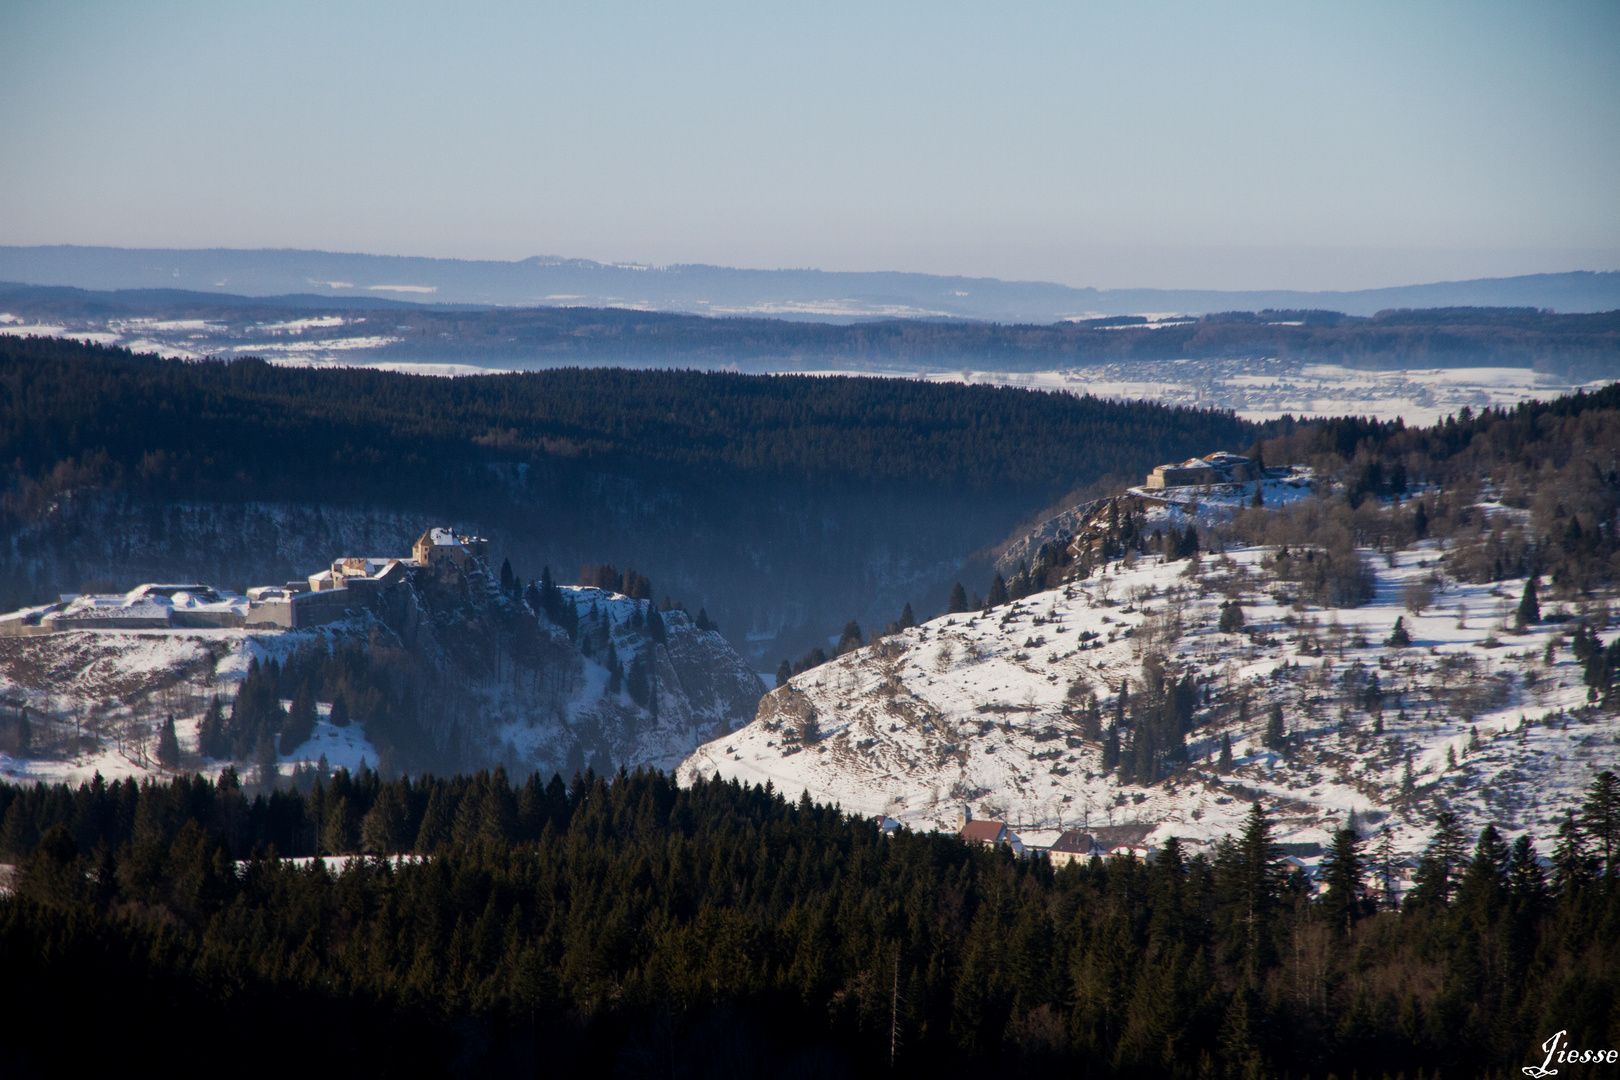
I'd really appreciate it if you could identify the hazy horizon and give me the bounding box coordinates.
[3,2,1617,292]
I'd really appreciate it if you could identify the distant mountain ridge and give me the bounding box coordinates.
[3,245,1617,321]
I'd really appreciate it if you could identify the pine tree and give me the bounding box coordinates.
[322,794,359,854]
[361,783,407,855]
[987,574,1009,608]
[646,605,667,645]
[1374,827,1398,908]
[1234,801,1282,965]
[1217,732,1233,772]
[1263,702,1285,751]
[776,660,792,689]
[279,682,318,755]
[1581,770,1620,878]
[1411,810,1469,907]
[156,713,181,769]
[500,557,514,595]
[254,734,279,791]
[627,652,650,707]
[1219,601,1245,633]
[837,620,864,656]
[947,583,968,615]
[1508,834,1548,910]
[1552,810,1594,894]
[197,696,226,758]
[1386,616,1411,648]
[899,602,915,630]
[1516,575,1540,630]
[329,695,350,728]
[1458,824,1512,922]
[1320,826,1365,931]
[14,706,29,755]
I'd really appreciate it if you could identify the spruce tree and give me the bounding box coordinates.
[1319,826,1365,931]
[1516,575,1540,630]
[899,602,915,630]
[1411,810,1469,906]
[1374,827,1398,907]
[156,714,181,769]
[197,696,226,758]
[1508,834,1548,910]
[776,660,792,689]
[1581,770,1619,878]
[254,734,279,791]
[1263,702,1285,751]
[1102,726,1120,772]
[947,583,968,615]
[1552,811,1593,893]
[987,574,1009,608]
[1217,731,1233,772]
[627,652,650,707]
[14,706,29,755]
[1386,616,1411,648]
[1234,801,1282,965]
[279,683,318,755]
[1219,601,1245,633]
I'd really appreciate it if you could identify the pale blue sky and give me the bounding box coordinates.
[1,1,1616,290]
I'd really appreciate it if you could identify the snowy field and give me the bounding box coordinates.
[4,309,1604,422]
[0,626,377,788]
[681,505,1620,872]
[795,361,1600,426]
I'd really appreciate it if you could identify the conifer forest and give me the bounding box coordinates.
[1,765,1617,1077]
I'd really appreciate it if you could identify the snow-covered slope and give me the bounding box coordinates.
[0,626,362,786]
[0,571,765,786]
[681,535,1618,865]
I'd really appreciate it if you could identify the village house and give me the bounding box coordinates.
[1043,828,1098,867]
[956,807,1026,855]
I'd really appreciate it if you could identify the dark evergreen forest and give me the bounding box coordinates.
[0,335,1260,658]
[1,767,1616,1078]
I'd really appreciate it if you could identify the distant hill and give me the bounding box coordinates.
[3,281,1616,380]
[2,245,1617,320]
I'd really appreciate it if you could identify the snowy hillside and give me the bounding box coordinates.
[0,578,764,788]
[681,499,1619,870]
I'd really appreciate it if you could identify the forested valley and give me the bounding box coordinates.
[0,335,1260,660]
[1,766,1616,1077]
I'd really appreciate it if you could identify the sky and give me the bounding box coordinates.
[1,1,1617,291]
